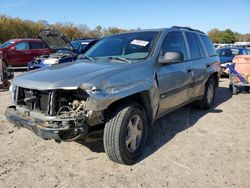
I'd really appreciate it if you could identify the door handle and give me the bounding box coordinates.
[24,52,31,54]
[186,68,192,73]
[206,63,210,68]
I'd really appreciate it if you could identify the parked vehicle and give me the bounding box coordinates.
[216,47,250,76]
[28,29,99,70]
[71,38,99,54]
[5,26,220,165]
[0,38,52,67]
[228,55,250,94]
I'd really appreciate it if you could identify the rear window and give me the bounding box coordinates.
[30,42,45,49]
[200,35,216,56]
[185,32,205,59]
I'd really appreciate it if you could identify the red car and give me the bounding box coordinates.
[0,38,52,67]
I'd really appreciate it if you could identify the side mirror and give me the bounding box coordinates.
[159,52,184,64]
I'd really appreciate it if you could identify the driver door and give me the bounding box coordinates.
[157,32,193,116]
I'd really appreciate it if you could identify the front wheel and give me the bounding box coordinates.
[198,78,216,110]
[103,102,148,165]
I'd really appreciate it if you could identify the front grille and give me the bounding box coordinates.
[17,87,50,114]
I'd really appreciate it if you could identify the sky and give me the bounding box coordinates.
[0,0,249,34]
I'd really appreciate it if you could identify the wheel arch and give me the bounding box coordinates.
[208,71,219,87]
[104,90,154,126]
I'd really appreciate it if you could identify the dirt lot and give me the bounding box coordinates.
[0,78,249,188]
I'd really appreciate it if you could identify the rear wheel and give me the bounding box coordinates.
[103,102,148,165]
[198,78,216,110]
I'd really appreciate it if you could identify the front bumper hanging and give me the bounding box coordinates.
[5,106,89,141]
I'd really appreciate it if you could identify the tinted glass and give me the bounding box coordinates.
[160,32,187,60]
[85,31,159,60]
[196,36,206,58]
[217,48,240,57]
[200,35,216,56]
[30,42,44,49]
[186,32,203,59]
[15,42,29,50]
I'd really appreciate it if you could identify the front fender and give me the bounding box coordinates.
[83,79,156,111]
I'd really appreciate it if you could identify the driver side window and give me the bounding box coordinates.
[160,32,187,61]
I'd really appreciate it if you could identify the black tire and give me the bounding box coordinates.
[229,83,233,91]
[198,78,216,110]
[103,102,148,165]
[2,80,11,89]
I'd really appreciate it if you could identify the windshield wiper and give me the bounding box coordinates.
[108,56,132,64]
[78,55,95,62]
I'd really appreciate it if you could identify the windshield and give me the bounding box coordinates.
[0,40,15,48]
[84,31,159,60]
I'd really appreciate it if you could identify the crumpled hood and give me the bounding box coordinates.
[12,60,147,90]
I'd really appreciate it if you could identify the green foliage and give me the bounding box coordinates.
[207,28,250,43]
[0,15,128,43]
[247,38,250,42]
[220,29,236,43]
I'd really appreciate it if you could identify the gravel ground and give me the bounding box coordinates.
[0,78,249,188]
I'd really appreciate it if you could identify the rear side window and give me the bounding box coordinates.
[160,32,187,60]
[185,32,205,59]
[29,42,45,49]
[200,35,216,56]
[15,42,29,50]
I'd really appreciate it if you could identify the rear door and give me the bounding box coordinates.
[184,32,208,98]
[157,31,193,116]
[29,41,50,59]
[8,42,31,66]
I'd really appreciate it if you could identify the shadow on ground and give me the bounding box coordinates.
[78,86,232,162]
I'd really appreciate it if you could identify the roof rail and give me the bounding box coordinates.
[171,26,205,34]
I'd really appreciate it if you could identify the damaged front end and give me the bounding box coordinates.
[5,86,104,141]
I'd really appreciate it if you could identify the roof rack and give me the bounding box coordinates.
[171,26,205,34]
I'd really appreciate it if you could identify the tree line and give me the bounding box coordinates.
[1,15,250,44]
[0,15,127,44]
[208,28,250,44]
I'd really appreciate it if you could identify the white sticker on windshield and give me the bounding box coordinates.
[131,39,149,47]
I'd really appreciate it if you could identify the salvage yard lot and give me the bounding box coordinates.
[0,78,249,188]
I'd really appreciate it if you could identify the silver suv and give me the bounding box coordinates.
[6,26,220,165]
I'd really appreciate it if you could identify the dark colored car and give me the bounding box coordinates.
[217,47,250,64]
[216,47,250,76]
[28,29,99,70]
[71,38,99,54]
[0,38,52,67]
